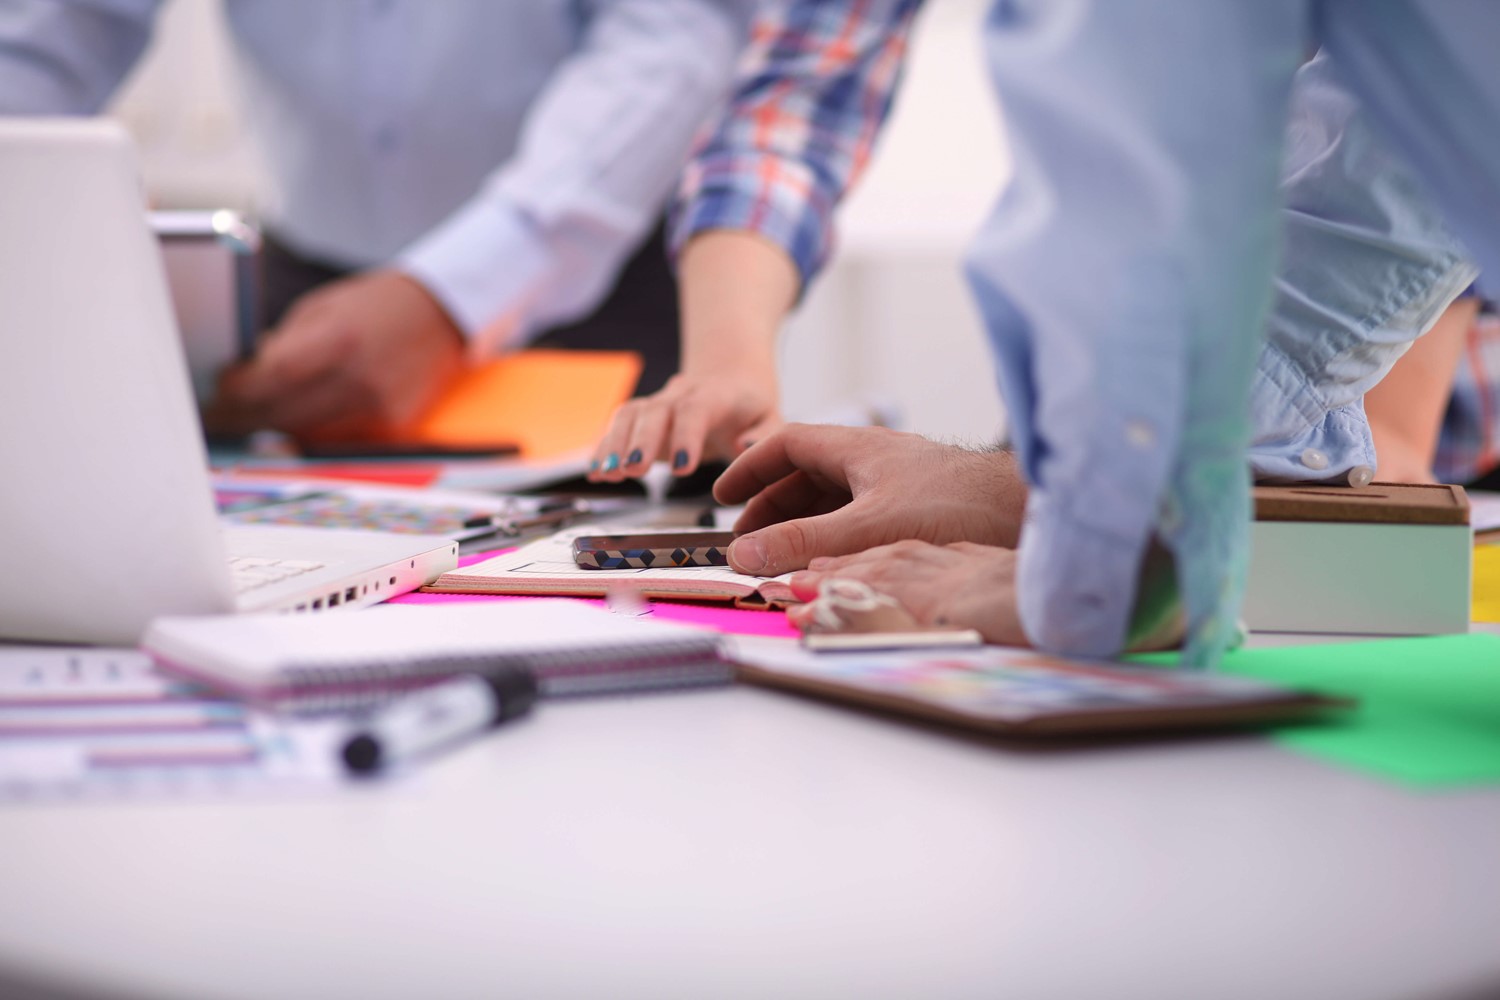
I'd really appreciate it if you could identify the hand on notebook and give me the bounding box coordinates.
[713,424,1028,577]
[205,270,468,440]
[587,368,782,481]
[787,541,1028,646]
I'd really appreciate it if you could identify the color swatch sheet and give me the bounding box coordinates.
[0,647,340,802]
[1144,633,1500,788]
[1474,544,1500,623]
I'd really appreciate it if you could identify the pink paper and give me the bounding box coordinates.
[398,546,800,638]
[392,588,798,639]
[652,602,799,638]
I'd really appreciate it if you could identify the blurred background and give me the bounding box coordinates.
[108,0,1011,445]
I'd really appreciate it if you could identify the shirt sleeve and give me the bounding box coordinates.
[668,0,923,291]
[397,0,752,354]
[1249,53,1476,486]
[0,0,162,113]
[975,3,1307,666]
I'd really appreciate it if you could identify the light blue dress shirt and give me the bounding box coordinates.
[973,0,1500,666]
[0,0,747,348]
[1252,53,1477,485]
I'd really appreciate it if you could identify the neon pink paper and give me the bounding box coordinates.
[391,589,798,639]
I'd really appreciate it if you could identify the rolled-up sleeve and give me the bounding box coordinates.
[669,0,922,290]
[972,1,1307,666]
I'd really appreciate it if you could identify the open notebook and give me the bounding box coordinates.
[143,601,730,712]
[425,527,799,608]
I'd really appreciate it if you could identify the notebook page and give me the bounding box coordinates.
[435,527,796,599]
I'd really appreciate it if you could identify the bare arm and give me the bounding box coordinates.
[1365,297,1477,483]
[588,229,798,478]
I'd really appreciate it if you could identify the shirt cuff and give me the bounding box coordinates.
[1016,489,1146,659]
[396,199,554,356]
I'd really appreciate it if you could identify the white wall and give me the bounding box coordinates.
[108,0,1012,444]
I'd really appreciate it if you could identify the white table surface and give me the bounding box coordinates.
[2,626,1500,1000]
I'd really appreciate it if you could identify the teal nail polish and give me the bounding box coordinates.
[602,453,619,472]
[590,459,600,473]
[673,449,689,470]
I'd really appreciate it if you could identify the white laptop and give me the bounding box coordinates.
[0,119,457,645]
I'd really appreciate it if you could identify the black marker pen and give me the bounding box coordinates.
[340,668,537,775]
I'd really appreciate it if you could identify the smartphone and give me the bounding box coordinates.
[572,530,736,570]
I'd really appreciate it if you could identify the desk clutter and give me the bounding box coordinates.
[0,647,343,802]
[5,500,1500,801]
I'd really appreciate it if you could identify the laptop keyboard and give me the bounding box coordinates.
[227,556,327,593]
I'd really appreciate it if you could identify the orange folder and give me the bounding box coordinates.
[380,349,642,459]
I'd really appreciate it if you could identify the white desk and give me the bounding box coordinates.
[2,629,1500,1000]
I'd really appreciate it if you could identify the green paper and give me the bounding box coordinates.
[1140,634,1500,788]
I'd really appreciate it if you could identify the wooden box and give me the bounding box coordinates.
[1244,483,1472,635]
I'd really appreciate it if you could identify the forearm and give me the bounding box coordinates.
[1366,297,1477,482]
[677,230,798,381]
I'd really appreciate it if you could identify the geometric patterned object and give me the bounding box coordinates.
[575,543,731,570]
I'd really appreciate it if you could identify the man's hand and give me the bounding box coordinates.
[588,367,781,481]
[787,541,1029,647]
[205,270,468,440]
[712,424,1028,577]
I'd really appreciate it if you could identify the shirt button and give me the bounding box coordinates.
[1124,420,1155,449]
[1299,447,1329,471]
[1346,464,1374,487]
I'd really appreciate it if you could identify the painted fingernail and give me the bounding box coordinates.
[730,536,767,574]
[602,453,619,473]
[590,459,600,473]
[627,448,643,467]
[673,449,689,470]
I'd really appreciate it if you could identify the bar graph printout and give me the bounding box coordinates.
[0,647,340,802]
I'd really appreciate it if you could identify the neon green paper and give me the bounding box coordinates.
[1143,634,1500,788]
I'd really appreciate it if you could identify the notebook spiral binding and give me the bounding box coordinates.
[276,638,729,714]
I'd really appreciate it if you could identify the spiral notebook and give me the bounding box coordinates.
[142,601,729,712]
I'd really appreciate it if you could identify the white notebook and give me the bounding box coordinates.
[142,601,729,711]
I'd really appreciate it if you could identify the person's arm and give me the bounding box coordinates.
[589,0,925,481]
[1364,297,1477,483]
[0,0,162,113]
[589,230,793,476]
[396,0,751,352]
[209,0,750,440]
[1247,53,1479,487]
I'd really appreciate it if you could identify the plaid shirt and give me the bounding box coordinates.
[670,0,923,286]
[1437,309,1500,485]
